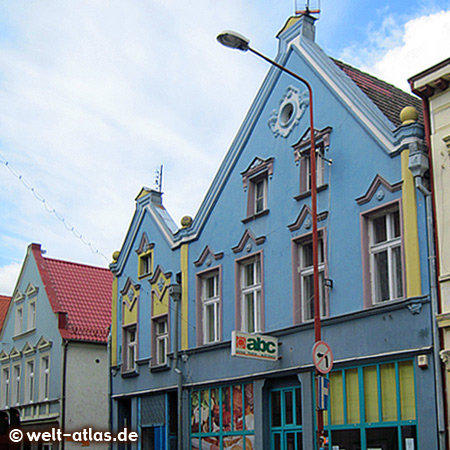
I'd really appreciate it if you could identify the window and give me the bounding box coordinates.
[1,366,9,408]
[369,208,403,303]
[154,318,168,366]
[12,364,20,406]
[15,306,23,335]
[124,326,137,372]
[298,237,326,321]
[240,256,262,333]
[201,272,220,344]
[28,299,36,330]
[299,148,325,194]
[190,383,254,450]
[25,360,35,403]
[39,355,50,401]
[241,157,274,222]
[139,251,153,278]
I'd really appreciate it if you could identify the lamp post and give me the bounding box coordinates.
[217,30,324,447]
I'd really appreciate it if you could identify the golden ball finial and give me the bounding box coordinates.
[400,106,419,125]
[112,251,120,262]
[180,215,193,228]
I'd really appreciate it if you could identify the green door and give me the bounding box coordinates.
[270,387,303,450]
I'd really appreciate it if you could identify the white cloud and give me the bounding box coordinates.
[0,263,21,296]
[340,9,450,91]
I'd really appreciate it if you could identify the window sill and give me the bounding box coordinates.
[241,209,269,224]
[150,363,170,373]
[138,272,153,280]
[13,328,36,340]
[294,184,328,201]
[121,369,139,378]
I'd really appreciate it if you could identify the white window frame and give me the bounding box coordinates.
[369,208,404,303]
[11,363,21,406]
[39,355,50,401]
[15,305,23,335]
[155,318,168,366]
[1,366,10,408]
[298,238,326,322]
[202,272,220,344]
[124,326,137,372]
[304,148,325,192]
[254,177,268,215]
[27,298,37,330]
[240,256,262,333]
[25,359,35,403]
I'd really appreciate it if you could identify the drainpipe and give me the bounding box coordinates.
[169,283,182,450]
[61,339,68,450]
[408,141,446,449]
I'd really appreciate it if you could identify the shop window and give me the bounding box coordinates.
[237,255,263,333]
[197,269,221,345]
[190,383,254,450]
[324,360,417,450]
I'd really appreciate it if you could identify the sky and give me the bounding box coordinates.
[0,0,449,295]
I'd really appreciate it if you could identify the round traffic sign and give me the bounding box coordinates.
[312,340,334,374]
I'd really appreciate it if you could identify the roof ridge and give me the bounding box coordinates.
[43,255,110,272]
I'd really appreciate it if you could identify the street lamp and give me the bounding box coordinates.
[217,30,324,446]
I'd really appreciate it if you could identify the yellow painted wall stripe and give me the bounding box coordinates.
[401,148,422,297]
[181,243,189,350]
[111,276,118,367]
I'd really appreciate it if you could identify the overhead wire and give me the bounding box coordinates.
[0,152,109,264]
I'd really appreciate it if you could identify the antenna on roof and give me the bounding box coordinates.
[295,0,321,16]
[155,164,163,192]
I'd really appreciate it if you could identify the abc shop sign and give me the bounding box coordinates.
[231,331,278,361]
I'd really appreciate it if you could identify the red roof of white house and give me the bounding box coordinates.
[0,295,11,333]
[31,244,112,343]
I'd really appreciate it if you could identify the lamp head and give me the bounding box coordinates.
[216,31,250,51]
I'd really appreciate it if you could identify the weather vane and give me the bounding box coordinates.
[295,0,321,16]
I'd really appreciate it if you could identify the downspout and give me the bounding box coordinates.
[62,339,68,450]
[107,327,112,443]
[408,141,446,449]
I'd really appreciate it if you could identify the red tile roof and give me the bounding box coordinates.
[31,244,112,343]
[0,295,11,333]
[333,59,423,128]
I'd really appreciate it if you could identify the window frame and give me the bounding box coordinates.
[361,201,405,308]
[14,305,23,336]
[25,359,35,404]
[235,251,264,334]
[1,365,10,408]
[292,229,329,324]
[39,354,50,402]
[152,316,168,367]
[196,267,222,346]
[123,324,138,373]
[27,297,37,331]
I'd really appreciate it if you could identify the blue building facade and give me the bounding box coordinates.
[110,15,441,450]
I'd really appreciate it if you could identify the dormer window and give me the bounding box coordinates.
[241,157,274,223]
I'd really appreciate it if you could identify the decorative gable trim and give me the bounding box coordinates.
[25,282,39,297]
[288,205,328,232]
[9,346,21,360]
[232,229,266,254]
[120,278,140,312]
[36,336,53,351]
[193,246,224,268]
[241,157,274,189]
[0,349,9,362]
[149,266,172,286]
[13,291,25,303]
[135,233,155,255]
[22,342,36,355]
[356,174,402,205]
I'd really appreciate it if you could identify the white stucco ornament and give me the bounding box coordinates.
[268,85,309,138]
